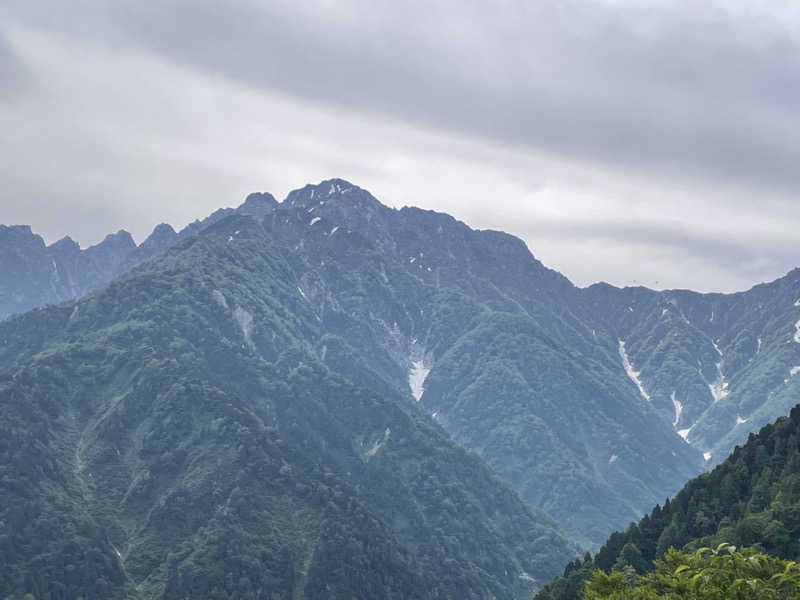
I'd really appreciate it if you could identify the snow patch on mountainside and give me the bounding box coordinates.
[756,337,762,354]
[790,366,800,377]
[709,341,730,403]
[329,226,339,236]
[709,373,730,403]
[608,454,618,464]
[794,320,800,343]
[309,217,321,226]
[678,425,693,442]
[409,360,431,401]
[671,391,683,427]
[408,342,433,401]
[618,340,650,402]
[737,415,748,424]
[704,451,712,461]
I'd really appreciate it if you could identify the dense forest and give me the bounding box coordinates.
[536,403,800,600]
[0,217,576,599]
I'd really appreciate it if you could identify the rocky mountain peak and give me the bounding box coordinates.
[284,179,380,211]
[93,229,136,252]
[48,236,80,253]
[238,192,278,219]
[0,224,45,251]
[138,223,178,255]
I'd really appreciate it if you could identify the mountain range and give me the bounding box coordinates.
[0,209,575,599]
[1,179,798,596]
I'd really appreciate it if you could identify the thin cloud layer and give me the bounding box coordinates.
[0,1,798,292]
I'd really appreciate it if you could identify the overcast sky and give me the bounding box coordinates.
[1,1,799,292]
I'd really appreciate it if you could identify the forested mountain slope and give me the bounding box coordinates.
[256,181,702,545]
[535,403,800,600]
[582,276,800,465]
[0,214,578,599]
[2,179,798,547]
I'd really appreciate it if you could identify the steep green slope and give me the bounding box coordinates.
[535,403,800,600]
[3,178,796,550]
[259,181,703,545]
[0,215,577,599]
[422,311,700,545]
[582,275,800,465]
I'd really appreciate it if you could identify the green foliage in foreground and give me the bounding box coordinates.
[536,405,800,600]
[585,544,800,600]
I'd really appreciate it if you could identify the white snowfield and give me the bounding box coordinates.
[737,415,749,425]
[409,360,431,401]
[677,425,693,442]
[794,320,800,343]
[618,340,651,402]
[704,451,712,461]
[309,217,321,226]
[709,341,730,403]
[671,392,683,427]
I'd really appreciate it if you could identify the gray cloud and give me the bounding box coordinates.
[0,1,798,293]
[0,30,31,100]
[515,216,796,289]
[7,1,800,196]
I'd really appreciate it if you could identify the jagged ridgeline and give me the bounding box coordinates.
[0,215,578,599]
[0,192,278,322]
[535,404,800,600]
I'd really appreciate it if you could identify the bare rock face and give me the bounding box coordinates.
[238,192,278,219]
[0,225,136,320]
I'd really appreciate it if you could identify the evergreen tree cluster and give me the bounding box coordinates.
[536,404,800,600]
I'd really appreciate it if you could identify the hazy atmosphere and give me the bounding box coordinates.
[2,0,799,292]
